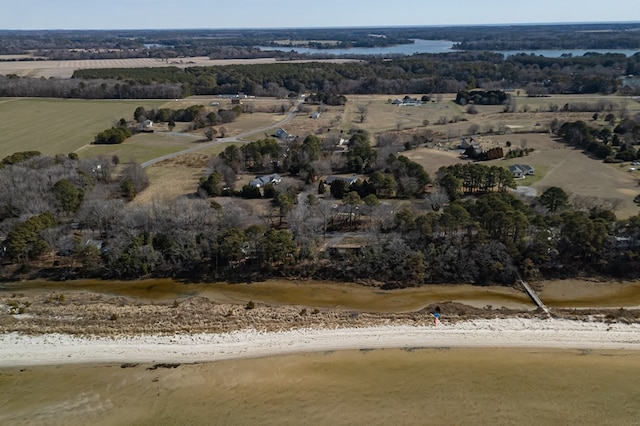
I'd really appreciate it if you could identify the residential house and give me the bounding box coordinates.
[249,173,282,188]
[508,164,535,178]
[392,96,422,106]
[138,119,153,132]
[274,128,290,140]
[325,234,368,258]
[460,138,483,158]
[459,137,476,150]
[324,175,358,186]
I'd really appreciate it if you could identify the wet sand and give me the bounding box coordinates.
[2,348,639,425]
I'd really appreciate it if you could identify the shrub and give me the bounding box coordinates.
[94,126,131,145]
[0,151,41,168]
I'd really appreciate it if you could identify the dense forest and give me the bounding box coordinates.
[3,112,640,286]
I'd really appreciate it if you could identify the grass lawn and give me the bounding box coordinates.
[0,98,166,158]
[78,131,202,164]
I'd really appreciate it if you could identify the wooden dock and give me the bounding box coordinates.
[518,276,550,315]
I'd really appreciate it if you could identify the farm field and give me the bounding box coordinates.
[0,96,299,163]
[0,56,359,79]
[0,98,166,158]
[343,94,463,134]
[80,132,195,164]
[404,132,640,219]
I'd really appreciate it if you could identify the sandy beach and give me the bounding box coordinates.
[2,318,639,367]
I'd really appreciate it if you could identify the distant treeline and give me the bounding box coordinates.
[1,50,639,100]
[1,24,639,58]
[65,52,639,97]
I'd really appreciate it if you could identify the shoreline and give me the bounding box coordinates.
[2,318,640,368]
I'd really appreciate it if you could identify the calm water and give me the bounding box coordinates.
[5,278,640,310]
[2,348,639,425]
[258,39,460,55]
[0,278,533,311]
[259,39,639,57]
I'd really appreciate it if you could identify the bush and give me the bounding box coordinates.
[240,185,262,199]
[94,126,131,145]
[0,151,41,168]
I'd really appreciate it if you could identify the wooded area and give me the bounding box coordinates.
[2,24,640,286]
[3,112,640,285]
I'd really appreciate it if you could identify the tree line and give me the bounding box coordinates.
[70,52,638,97]
[2,49,639,100]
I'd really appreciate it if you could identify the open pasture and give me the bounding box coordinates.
[79,131,203,164]
[343,94,464,134]
[405,131,640,219]
[0,96,298,163]
[0,98,166,158]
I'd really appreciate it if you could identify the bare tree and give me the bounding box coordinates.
[120,161,149,199]
[425,188,450,212]
[204,127,217,141]
[357,105,368,123]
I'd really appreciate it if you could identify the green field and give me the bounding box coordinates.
[0,98,167,159]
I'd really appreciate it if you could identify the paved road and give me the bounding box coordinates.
[141,99,303,168]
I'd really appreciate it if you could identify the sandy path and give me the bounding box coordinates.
[1,318,639,367]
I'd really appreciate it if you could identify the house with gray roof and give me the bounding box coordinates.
[249,173,282,188]
[324,176,358,186]
[508,164,535,178]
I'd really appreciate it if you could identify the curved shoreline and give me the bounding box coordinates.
[2,318,640,367]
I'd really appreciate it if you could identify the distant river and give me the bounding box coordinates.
[258,39,639,57]
[257,39,460,56]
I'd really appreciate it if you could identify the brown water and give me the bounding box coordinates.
[0,278,533,312]
[540,279,640,308]
[1,348,639,425]
[5,278,640,312]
